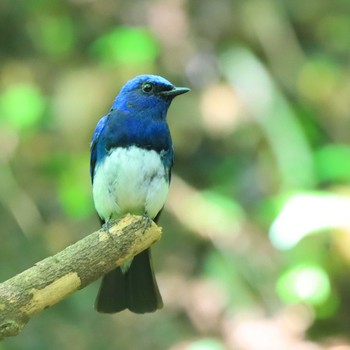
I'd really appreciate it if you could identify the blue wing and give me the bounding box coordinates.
[90,115,108,183]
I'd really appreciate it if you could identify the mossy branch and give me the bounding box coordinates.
[0,215,162,341]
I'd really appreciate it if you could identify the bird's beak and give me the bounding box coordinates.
[160,86,191,97]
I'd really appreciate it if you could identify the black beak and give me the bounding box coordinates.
[160,86,191,97]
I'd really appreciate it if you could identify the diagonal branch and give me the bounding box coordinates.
[0,215,162,341]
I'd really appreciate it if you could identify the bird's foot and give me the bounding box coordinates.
[102,220,111,234]
[141,213,153,234]
[102,218,119,238]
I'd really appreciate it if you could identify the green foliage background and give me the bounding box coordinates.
[1,0,350,349]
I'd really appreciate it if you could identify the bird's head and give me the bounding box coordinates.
[112,75,190,118]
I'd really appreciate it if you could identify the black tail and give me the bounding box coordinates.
[95,249,163,313]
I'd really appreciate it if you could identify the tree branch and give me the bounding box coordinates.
[0,215,162,340]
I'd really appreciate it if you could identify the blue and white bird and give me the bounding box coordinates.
[90,74,190,313]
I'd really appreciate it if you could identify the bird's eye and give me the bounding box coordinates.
[142,83,153,93]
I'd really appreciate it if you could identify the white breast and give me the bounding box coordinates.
[92,146,169,222]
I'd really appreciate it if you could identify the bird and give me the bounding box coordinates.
[90,74,190,313]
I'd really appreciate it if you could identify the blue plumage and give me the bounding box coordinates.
[90,74,189,313]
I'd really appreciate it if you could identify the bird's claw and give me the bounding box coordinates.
[142,213,152,234]
[102,218,119,238]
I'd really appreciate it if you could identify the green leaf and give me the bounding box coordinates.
[90,26,159,65]
[0,84,46,131]
[276,264,331,305]
[58,155,94,218]
[315,145,350,182]
[188,338,226,350]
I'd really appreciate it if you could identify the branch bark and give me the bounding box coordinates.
[0,214,162,340]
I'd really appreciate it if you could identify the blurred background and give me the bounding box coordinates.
[1,0,350,349]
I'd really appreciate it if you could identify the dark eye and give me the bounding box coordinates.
[142,83,153,93]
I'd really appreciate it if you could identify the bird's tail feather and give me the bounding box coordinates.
[127,248,163,313]
[95,249,163,313]
[95,267,127,313]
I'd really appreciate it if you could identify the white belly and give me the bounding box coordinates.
[92,146,169,222]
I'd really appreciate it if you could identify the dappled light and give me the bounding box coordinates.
[1,0,350,349]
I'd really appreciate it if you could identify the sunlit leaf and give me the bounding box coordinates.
[315,145,350,182]
[0,84,46,131]
[90,26,159,65]
[58,155,94,218]
[269,192,350,250]
[276,264,331,305]
[188,338,226,350]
